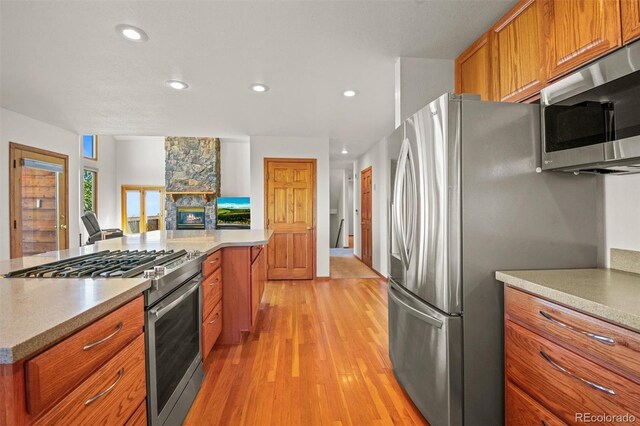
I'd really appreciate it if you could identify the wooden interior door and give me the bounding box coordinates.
[360,166,372,268]
[265,159,315,280]
[9,143,69,259]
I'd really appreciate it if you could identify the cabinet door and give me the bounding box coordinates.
[542,0,621,80]
[490,0,546,102]
[621,0,640,44]
[250,248,265,329]
[455,33,492,101]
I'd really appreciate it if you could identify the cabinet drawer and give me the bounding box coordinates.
[203,250,222,278]
[202,301,222,361]
[202,267,222,318]
[505,321,640,424]
[125,399,147,426]
[26,296,144,415]
[506,380,567,426]
[505,286,640,383]
[34,334,146,426]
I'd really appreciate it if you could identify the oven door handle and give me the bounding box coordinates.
[149,278,200,320]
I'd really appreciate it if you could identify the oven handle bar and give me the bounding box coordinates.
[149,278,200,320]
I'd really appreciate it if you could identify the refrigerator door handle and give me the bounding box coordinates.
[388,285,443,329]
[393,138,415,269]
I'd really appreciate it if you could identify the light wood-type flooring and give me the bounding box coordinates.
[329,248,379,279]
[184,278,428,426]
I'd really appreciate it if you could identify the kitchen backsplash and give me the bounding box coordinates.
[610,248,640,275]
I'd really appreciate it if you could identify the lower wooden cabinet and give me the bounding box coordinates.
[125,399,147,426]
[251,246,266,329]
[506,381,566,426]
[202,301,223,361]
[505,287,640,425]
[34,334,146,426]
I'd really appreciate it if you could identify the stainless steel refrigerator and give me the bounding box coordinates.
[388,94,598,426]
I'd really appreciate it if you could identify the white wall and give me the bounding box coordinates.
[395,57,454,127]
[354,137,389,276]
[114,136,166,228]
[80,135,118,244]
[0,108,81,259]
[602,174,640,265]
[220,139,251,197]
[250,136,330,277]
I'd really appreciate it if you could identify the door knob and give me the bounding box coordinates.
[307,227,313,230]
[60,224,67,230]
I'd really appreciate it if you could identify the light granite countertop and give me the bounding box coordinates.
[0,229,272,364]
[496,268,640,333]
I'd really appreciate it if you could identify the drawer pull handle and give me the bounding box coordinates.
[210,259,218,264]
[539,311,615,345]
[540,351,616,395]
[84,368,125,405]
[209,313,219,324]
[209,278,220,286]
[83,322,123,350]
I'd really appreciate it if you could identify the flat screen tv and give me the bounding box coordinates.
[217,197,250,228]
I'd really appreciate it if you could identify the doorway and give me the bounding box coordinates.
[360,166,372,268]
[264,158,316,280]
[9,143,69,258]
[121,186,165,234]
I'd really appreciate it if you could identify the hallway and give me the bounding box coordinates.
[184,278,427,426]
[329,248,380,279]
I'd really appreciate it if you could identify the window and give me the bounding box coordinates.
[82,134,98,160]
[121,186,165,234]
[83,169,98,213]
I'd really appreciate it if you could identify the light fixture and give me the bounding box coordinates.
[166,80,189,90]
[341,148,348,154]
[251,83,269,93]
[343,89,357,97]
[115,24,148,42]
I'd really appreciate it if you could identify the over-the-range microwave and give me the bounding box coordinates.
[541,39,640,174]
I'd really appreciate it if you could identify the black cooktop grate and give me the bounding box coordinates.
[4,249,185,279]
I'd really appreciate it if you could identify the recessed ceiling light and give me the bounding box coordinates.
[251,83,269,93]
[343,90,357,97]
[115,24,148,42]
[166,80,189,90]
[341,148,349,154]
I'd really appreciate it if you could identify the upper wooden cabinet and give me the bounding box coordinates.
[621,0,640,44]
[542,0,621,80]
[455,33,492,101]
[490,0,545,102]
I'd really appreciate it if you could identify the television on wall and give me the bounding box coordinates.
[216,197,250,229]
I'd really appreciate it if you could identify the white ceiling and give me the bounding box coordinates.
[1,0,514,161]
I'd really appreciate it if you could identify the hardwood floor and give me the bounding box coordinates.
[329,249,379,279]
[184,278,428,426]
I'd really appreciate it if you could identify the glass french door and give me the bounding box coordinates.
[121,186,165,234]
[10,143,69,258]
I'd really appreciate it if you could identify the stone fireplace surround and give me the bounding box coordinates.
[165,137,221,230]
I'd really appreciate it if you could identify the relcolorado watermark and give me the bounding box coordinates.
[576,413,636,423]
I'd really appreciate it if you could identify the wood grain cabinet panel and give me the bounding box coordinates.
[542,0,621,80]
[506,380,567,426]
[202,267,222,320]
[203,250,222,278]
[26,296,144,415]
[202,301,222,362]
[490,0,546,102]
[34,334,146,426]
[621,0,640,44]
[505,321,640,425]
[250,246,266,329]
[125,399,147,426]
[505,287,640,384]
[455,33,492,100]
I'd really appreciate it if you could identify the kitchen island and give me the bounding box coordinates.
[0,229,271,425]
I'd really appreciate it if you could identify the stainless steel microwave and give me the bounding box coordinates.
[541,39,640,174]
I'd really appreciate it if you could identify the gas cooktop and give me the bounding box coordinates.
[4,249,200,279]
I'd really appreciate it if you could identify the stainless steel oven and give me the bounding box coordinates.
[146,272,204,426]
[541,38,640,174]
